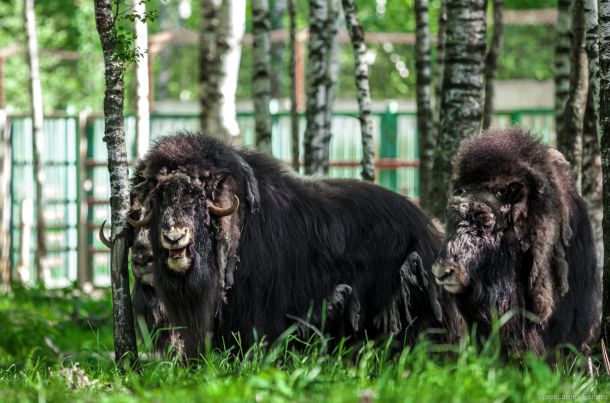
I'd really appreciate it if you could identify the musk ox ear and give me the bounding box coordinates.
[212,176,242,301]
[235,154,260,213]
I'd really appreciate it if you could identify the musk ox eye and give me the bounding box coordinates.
[453,188,464,196]
[129,210,141,221]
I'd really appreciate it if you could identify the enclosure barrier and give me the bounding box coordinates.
[5,108,554,287]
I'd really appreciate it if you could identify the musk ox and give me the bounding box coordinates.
[432,128,601,355]
[128,132,460,358]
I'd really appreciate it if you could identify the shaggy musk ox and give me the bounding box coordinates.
[432,128,601,355]
[127,164,173,352]
[128,132,460,358]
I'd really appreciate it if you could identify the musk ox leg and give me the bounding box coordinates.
[288,283,361,337]
[374,251,444,337]
[400,251,443,324]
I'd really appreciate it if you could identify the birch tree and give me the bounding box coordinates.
[134,0,150,158]
[94,0,138,369]
[252,0,273,154]
[482,0,504,130]
[598,0,610,341]
[428,0,487,220]
[24,0,46,282]
[200,0,245,140]
[555,0,572,138]
[0,111,10,287]
[342,0,374,181]
[558,0,587,192]
[303,0,339,176]
[289,0,299,171]
[582,0,602,268]
[413,0,434,204]
[432,0,446,129]
[270,0,287,98]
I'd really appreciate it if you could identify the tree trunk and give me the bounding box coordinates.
[252,0,273,154]
[433,0,447,134]
[482,0,504,130]
[342,0,374,182]
[289,0,299,172]
[24,0,46,283]
[199,0,245,140]
[428,0,487,220]
[323,0,340,164]
[303,0,339,176]
[558,0,587,193]
[0,110,11,287]
[598,0,610,341]
[270,0,287,98]
[555,0,573,139]
[583,89,603,270]
[414,0,434,204]
[94,0,139,370]
[134,0,150,158]
[582,0,603,270]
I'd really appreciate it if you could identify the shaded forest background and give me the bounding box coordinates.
[0,0,557,113]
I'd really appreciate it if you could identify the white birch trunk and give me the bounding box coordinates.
[432,0,446,134]
[342,0,374,182]
[597,0,610,340]
[582,0,602,269]
[482,0,504,130]
[134,0,150,159]
[23,0,46,282]
[559,0,587,193]
[555,0,572,138]
[414,0,434,202]
[252,0,273,154]
[429,0,487,220]
[0,110,11,286]
[303,0,339,176]
[94,0,138,369]
[200,0,245,140]
[289,0,299,171]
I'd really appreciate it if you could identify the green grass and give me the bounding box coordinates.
[0,286,608,402]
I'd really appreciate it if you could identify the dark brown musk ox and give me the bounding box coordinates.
[432,128,601,355]
[127,132,461,358]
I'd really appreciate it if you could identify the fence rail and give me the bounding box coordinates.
[5,108,555,286]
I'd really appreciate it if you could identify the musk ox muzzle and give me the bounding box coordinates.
[161,225,194,273]
[432,261,468,294]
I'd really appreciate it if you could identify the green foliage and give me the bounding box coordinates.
[0,0,558,112]
[0,287,608,401]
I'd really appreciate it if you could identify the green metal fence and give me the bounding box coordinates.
[7,108,555,286]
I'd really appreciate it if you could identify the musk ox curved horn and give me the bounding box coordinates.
[127,205,152,228]
[207,195,240,217]
[99,220,112,249]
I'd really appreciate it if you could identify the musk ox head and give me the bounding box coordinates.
[131,220,154,286]
[432,128,574,325]
[127,134,260,300]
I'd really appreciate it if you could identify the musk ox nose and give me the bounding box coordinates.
[432,262,455,281]
[431,261,467,294]
[163,227,190,244]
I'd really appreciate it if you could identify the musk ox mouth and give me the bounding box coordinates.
[161,227,193,273]
[432,262,468,294]
[164,246,192,273]
[132,261,154,286]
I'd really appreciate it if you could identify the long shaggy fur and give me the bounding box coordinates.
[134,132,460,357]
[439,128,600,354]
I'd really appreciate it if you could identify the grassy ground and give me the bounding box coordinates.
[0,286,608,402]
